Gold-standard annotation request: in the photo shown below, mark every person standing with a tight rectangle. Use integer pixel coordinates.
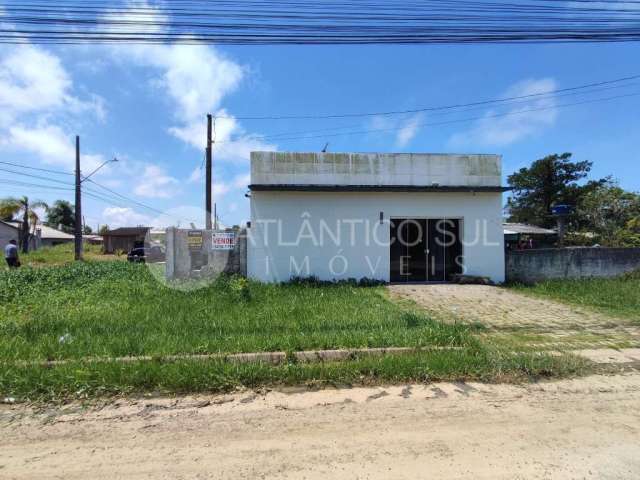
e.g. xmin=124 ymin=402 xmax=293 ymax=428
xmin=4 ymin=239 xmax=20 ymax=268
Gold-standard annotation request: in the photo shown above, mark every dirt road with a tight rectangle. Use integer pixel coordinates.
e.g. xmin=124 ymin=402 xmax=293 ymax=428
xmin=2 ymin=373 xmax=640 ymax=479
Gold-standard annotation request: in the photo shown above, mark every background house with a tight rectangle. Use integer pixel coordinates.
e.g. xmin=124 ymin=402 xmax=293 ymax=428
xmin=503 ymin=223 xmax=557 ymax=249
xmin=150 ymin=228 xmax=166 ymax=246
xmin=83 ymin=234 xmax=104 ymax=246
xmin=0 ymin=220 xmax=74 ymax=252
xmin=102 ymin=227 xmax=150 ymax=254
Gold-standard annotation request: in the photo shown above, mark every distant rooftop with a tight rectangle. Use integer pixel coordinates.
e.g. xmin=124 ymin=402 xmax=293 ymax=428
xmin=103 ymin=227 xmax=150 ymax=237
xmin=503 ymin=223 xmax=557 ymax=235
xmin=1 ymin=221 xmax=74 ymax=240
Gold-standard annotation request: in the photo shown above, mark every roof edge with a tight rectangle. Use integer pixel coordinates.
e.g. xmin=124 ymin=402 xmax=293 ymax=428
xmin=250 ymin=151 xmax=502 ymax=158
xmin=249 ymin=184 xmax=510 ymax=193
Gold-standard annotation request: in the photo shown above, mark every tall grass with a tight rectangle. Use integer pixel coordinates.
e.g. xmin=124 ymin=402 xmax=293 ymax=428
xmin=18 ymin=243 xmax=113 ymax=266
xmin=0 ymin=262 xmax=475 ymax=362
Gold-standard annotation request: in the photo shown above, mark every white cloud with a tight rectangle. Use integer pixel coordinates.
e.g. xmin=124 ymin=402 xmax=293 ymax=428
xmin=213 ymin=182 xmax=230 ymax=199
xmin=3 ymin=124 xmax=106 ymax=172
xmin=185 ymin=170 xmax=246 ymax=208
xmin=233 ymin=173 xmax=251 ymax=189
xmin=0 ymin=43 xmax=107 ymax=173
xmin=169 ymin=112 xmax=276 ymax=163
xmin=102 ymin=2 xmax=274 ymax=163
xmin=102 ymin=206 xmax=151 ymax=228
xmin=395 ymin=114 xmax=423 ymax=148
xmin=366 ymin=113 xmax=424 ymax=149
xmin=566 ymin=1 xmax=640 ymax=10
xmin=134 ymin=164 xmax=180 ymax=198
xmin=187 ymin=167 xmax=203 ymax=184
xmin=0 ymin=44 xmax=105 ymax=126
xmin=449 ymin=78 xmax=557 ymax=147
xmin=100 ymin=1 xmax=168 ymax=36
xmin=0 ymin=45 xmax=70 ymax=117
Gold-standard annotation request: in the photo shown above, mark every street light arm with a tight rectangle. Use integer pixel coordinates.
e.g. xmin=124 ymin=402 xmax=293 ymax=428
xmin=81 ymin=158 xmax=118 ymax=182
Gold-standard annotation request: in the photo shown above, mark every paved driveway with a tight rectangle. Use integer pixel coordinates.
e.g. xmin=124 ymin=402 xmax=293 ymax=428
xmin=388 ymin=284 xmax=640 ymax=349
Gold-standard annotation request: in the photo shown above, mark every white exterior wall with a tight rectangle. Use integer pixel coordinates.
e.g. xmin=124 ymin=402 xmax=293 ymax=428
xmin=248 ymin=191 xmax=505 ymax=283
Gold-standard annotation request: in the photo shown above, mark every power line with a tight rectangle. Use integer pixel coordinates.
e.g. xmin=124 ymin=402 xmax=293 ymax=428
xmin=0 ymin=167 xmax=75 ymax=186
xmin=0 ymin=160 xmax=74 ymax=176
xmin=226 ymin=90 xmax=640 ymax=143
xmin=85 ymin=178 xmax=193 ymax=222
xmin=2 ymin=0 xmax=640 ymax=45
xmin=0 ymin=178 xmax=74 ymax=192
xmin=0 ymin=162 xmax=195 ymax=225
xmin=221 ymin=73 xmax=640 ymax=120
xmin=227 ymin=80 xmax=640 ymax=141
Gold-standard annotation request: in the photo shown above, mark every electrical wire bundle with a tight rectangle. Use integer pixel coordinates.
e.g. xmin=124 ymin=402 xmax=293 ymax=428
xmin=1 ymin=0 xmax=640 ymax=45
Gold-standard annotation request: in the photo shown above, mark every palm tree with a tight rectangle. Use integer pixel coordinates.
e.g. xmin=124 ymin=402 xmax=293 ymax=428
xmin=0 ymin=196 xmax=49 ymax=253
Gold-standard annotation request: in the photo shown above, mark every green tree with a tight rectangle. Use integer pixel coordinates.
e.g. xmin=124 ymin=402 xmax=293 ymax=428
xmin=45 ymin=200 xmax=75 ymax=234
xmin=576 ymin=181 xmax=640 ymax=246
xmin=506 ymin=153 xmax=604 ymax=228
xmin=83 ymin=225 xmax=93 ymax=235
xmin=0 ymin=196 xmax=48 ymax=253
xmin=98 ymin=224 xmax=110 ymax=235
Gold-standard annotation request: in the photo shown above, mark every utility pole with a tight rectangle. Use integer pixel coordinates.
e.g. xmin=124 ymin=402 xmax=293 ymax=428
xmin=74 ymin=135 xmax=83 ymax=261
xmin=205 ymin=113 xmax=213 ymax=230
xmin=74 ymin=137 xmax=118 ymax=261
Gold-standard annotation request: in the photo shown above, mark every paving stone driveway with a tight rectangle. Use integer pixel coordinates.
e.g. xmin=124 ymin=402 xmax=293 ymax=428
xmin=388 ymin=284 xmax=640 ymax=349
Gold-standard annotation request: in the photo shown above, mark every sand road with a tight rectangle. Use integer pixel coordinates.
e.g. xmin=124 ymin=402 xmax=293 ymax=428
xmin=2 ymin=373 xmax=640 ymax=479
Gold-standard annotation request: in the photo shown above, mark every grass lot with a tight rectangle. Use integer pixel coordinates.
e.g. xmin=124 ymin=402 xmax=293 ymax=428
xmin=0 ymin=262 xmax=475 ymax=361
xmin=509 ymin=271 xmax=640 ymax=322
xmin=18 ymin=243 xmax=123 ymax=266
xmin=0 ymin=258 xmax=589 ymax=401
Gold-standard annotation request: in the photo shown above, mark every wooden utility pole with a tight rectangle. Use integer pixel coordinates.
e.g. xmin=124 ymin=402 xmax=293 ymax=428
xmin=74 ymin=135 xmax=83 ymax=261
xmin=205 ymin=114 xmax=213 ymax=230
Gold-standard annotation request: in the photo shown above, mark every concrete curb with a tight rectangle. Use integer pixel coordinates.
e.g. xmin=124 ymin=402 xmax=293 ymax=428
xmin=9 ymin=346 xmax=462 ymax=368
xmin=292 ymin=346 xmax=459 ymax=363
xmin=13 ymin=347 xmax=639 ymax=369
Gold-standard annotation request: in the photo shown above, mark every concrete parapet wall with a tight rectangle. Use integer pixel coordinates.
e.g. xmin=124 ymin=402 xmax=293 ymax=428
xmin=251 ymin=151 xmax=502 ymax=187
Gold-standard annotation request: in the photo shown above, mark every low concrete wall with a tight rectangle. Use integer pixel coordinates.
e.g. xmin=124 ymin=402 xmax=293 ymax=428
xmin=166 ymin=227 xmax=247 ymax=280
xmin=506 ymin=247 xmax=640 ymax=283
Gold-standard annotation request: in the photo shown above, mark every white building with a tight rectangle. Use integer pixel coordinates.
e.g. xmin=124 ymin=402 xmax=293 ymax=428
xmin=247 ymin=152 xmax=507 ymax=283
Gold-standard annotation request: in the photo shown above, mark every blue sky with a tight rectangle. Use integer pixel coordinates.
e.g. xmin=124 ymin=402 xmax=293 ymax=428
xmin=1 ymin=10 xmax=639 ymax=229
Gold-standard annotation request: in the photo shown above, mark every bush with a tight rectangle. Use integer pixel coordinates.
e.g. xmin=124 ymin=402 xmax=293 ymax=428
xmin=287 ymin=276 xmax=385 ymax=287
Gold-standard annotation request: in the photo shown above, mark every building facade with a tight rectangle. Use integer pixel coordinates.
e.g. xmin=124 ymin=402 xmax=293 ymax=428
xmin=247 ymin=152 xmax=507 ymax=283
xmin=102 ymin=227 xmax=150 ymax=254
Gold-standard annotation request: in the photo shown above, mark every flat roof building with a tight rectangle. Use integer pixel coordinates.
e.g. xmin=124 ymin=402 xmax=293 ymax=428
xmin=247 ymin=151 xmax=508 ymax=283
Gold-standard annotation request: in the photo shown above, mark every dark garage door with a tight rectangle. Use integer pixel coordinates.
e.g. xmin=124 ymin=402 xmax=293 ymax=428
xmin=390 ymin=218 xmax=462 ymax=282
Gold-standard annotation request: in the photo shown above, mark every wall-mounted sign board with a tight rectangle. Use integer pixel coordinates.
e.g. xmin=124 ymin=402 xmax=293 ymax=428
xmin=187 ymin=230 xmax=204 ymax=251
xmin=212 ymin=231 xmax=236 ymax=250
